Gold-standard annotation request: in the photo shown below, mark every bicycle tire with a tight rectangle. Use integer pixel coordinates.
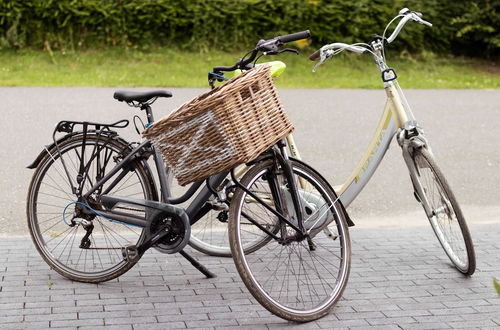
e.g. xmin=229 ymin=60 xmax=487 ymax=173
xmin=411 ymin=147 xmax=475 ymax=275
xmin=27 ymin=134 xmax=156 ymax=283
xmin=228 ymin=159 xmax=351 ymax=322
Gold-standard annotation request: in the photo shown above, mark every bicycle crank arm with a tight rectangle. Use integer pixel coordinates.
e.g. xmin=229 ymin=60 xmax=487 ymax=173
xmin=140 ymin=224 xmax=174 ymax=254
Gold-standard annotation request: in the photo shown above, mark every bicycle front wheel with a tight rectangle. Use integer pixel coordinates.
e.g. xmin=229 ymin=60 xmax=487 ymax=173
xmin=411 ymin=147 xmax=475 ymax=275
xmin=27 ymin=134 xmax=155 ymax=283
xmin=229 ymin=159 xmax=351 ymax=322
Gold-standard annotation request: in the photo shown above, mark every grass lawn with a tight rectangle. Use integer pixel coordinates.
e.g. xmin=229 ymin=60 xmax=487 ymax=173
xmin=0 ymin=48 xmax=498 ymax=88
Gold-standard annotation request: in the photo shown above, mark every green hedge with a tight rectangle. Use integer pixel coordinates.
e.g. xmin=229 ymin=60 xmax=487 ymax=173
xmin=0 ymin=0 xmax=498 ymax=57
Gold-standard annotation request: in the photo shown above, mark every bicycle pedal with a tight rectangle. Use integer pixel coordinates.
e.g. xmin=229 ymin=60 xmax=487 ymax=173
xmin=122 ymin=245 xmax=140 ymax=263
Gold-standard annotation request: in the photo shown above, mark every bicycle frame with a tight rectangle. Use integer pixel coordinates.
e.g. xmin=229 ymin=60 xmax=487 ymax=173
xmin=79 ymin=139 xmax=227 ymax=226
xmin=41 ymin=118 xmax=227 ymax=228
xmin=287 ymin=82 xmax=413 ymax=208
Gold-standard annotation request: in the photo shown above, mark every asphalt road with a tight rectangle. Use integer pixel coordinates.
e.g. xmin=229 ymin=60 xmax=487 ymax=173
xmin=1 ymin=88 xmax=499 ymax=235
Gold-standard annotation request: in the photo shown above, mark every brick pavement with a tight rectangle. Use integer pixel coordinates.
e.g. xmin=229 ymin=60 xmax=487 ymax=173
xmin=1 ymin=223 xmax=499 ymax=329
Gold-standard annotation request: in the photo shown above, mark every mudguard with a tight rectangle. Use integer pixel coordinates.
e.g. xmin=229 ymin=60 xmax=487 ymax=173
xmin=27 ymin=131 xmax=159 ymax=201
xmin=27 ymin=131 xmax=80 ymax=169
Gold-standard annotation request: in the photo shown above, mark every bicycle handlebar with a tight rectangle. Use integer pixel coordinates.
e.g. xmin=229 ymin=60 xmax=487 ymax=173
xmin=309 ymin=8 xmax=432 ymax=61
xmin=309 ymin=43 xmax=366 ymax=61
xmin=212 ymin=30 xmax=311 ymax=74
xmin=276 ymin=30 xmax=311 ymax=44
xmin=386 ymin=9 xmax=432 ymax=43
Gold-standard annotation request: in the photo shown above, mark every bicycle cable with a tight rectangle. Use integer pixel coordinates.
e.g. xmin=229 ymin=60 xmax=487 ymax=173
xmin=253 ymin=53 xmax=265 ymax=66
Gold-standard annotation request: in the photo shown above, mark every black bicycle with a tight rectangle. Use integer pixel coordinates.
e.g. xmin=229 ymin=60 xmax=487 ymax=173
xmin=27 ymin=31 xmax=351 ymax=322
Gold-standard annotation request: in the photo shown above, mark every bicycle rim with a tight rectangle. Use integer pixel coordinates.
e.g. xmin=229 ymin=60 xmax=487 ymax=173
xmin=27 ymin=136 xmax=154 ymax=282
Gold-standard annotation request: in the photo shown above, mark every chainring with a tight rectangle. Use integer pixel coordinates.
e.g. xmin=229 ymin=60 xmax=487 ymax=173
xmin=147 ymin=213 xmax=191 ymax=254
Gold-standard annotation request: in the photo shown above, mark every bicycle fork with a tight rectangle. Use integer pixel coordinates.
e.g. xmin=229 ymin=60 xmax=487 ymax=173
xmin=269 ymin=145 xmax=319 ymax=250
xmin=397 ymin=122 xmax=434 ymax=218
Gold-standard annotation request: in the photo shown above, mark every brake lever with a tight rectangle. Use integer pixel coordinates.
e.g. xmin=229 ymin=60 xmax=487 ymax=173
xmin=208 ymin=72 xmax=228 ymax=89
xmin=280 ymin=48 xmax=299 ymax=55
xmin=410 ymin=12 xmax=432 ymax=27
xmin=263 ymin=48 xmax=299 ymax=56
xmin=208 ymin=78 xmax=215 ymax=89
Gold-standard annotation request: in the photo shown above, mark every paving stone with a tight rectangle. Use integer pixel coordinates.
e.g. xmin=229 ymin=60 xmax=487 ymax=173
xmin=318 ymin=317 xmax=370 ymax=328
xmin=104 ymin=303 xmax=155 ymax=312
xmin=105 ymin=316 xmax=157 ymax=325
xmin=429 ymin=307 xmax=477 ymax=315
xmin=0 ymin=315 xmax=23 ymax=323
xmin=185 ymin=319 xmax=238 ymax=328
xmin=383 ymin=309 xmax=431 ymax=317
xmin=400 ymin=323 xmax=451 ymax=329
xmin=134 ymin=322 xmax=186 ymax=329
xmin=349 ymin=325 xmax=401 ymax=330
xmin=80 ymin=326 xmax=132 ymax=330
xmin=79 ymin=310 xmax=130 ymax=320
xmin=24 ymin=311 xmax=77 ymax=322
xmin=51 ymin=317 xmax=104 ymax=327
xmin=158 ymin=313 xmax=209 ymax=323
xmin=413 ymin=315 xmax=465 ymax=323
xmin=208 ymin=310 xmax=258 ymax=320
xmin=367 ymin=316 xmax=417 ymax=326
xmin=447 ymin=319 xmax=499 ymax=328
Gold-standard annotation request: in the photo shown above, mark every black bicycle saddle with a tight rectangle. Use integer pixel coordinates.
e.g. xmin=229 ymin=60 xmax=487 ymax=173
xmin=113 ymin=90 xmax=172 ymax=103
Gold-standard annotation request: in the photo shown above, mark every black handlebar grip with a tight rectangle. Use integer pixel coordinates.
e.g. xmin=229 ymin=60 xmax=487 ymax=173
xmin=309 ymin=49 xmax=321 ymax=61
xmin=213 ymin=65 xmax=237 ymax=72
xmin=277 ymin=30 xmax=311 ymax=44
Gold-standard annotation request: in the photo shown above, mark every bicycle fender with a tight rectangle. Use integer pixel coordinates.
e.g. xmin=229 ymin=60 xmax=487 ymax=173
xmin=27 ymin=132 xmax=79 ymax=169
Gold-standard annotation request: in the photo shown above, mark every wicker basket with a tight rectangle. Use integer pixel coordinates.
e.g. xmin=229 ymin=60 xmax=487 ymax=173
xmin=142 ymin=64 xmax=294 ymax=186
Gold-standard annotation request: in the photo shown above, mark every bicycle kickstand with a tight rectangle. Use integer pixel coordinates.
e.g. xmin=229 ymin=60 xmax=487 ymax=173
xmin=179 ymin=250 xmax=217 ymax=279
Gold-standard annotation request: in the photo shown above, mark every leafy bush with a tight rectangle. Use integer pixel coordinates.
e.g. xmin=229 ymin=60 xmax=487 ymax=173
xmin=0 ymin=0 xmax=498 ymax=57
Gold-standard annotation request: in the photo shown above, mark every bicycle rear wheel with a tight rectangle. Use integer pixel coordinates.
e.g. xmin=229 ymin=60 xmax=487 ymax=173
xmin=27 ymin=134 xmax=155 ymax=283
xmin=229 ymin=159 xmax=351 ymax=322
xmin=411 ymin=147 xmax=475 ymax=275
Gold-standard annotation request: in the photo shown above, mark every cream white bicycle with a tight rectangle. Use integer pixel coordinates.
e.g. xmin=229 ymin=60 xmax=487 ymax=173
xmin=304 ymin=8 xmax=475 ymax=275
xmin=196 ymin=8 xmax=475 ymax=276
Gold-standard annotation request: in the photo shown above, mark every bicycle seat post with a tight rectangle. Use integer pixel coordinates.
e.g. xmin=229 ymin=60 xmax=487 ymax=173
xmin=141 ymin=103 xmax=154 ymax=125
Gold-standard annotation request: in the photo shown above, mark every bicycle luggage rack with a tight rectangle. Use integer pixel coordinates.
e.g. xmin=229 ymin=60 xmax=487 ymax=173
xmin=54 ymin=119 xmax=129 ymax=135
xmin=50 ymin=119 xmax=131 ymax=196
